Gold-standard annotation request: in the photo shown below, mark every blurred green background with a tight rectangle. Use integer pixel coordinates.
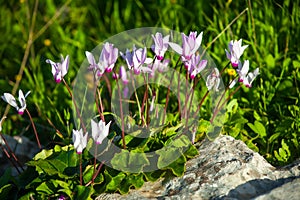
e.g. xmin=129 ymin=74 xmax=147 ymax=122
xmin=0 ymin=0 xmax=299 ymax=165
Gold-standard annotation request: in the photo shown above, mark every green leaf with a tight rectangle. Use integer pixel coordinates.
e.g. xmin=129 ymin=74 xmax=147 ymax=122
xmin=33 ymin=148 xmax=54 ymax=160
xmin=104 ymin=170 xmax=126 ymax=192
xmin=164 ymin=155 xmax=186 ymax=177
xmin=184 ymin=144 xmax=199 ymax=158
xmin=118 ymin=173 xmax=144 ymax=194
xmin=36 ymin=182 xmax=54 ymax=195
xmin=143 ymin=170 xmax=165 ymax=182
xmin=247 ymin=121 xmax=266 ymax=138
xmin=111 ymin=150 xmax=150 ymax=173
xmin=0 ymin=184 xmax=13 ymax=200
xmin=226 ymin=99 xmax=238 ymax=113
xmin=74 ymin=185 xmax=94 ymax=200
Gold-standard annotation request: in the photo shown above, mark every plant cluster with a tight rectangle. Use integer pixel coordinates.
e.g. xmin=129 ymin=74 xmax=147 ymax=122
xmin=0 ymin=28 xmax=259 ymax=199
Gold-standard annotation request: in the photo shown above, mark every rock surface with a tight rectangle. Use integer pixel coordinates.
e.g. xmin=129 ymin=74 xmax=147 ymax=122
xmin=96 ymin=135 xmax=300 ymax=200
xmin=0 ymin=134 xmax=40 ymax=176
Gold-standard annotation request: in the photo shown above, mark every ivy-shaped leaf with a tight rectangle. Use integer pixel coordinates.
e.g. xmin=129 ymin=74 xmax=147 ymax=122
xmin=111 ymin=149 xmax=150 ymax=173
xmin=118 ymin=173 xmax=144 ymax=194
xmin=104 ymin=169 xmax=126 ymax=192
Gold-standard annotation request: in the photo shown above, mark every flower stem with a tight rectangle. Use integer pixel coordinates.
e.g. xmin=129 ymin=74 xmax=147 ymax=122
xmin=86 ymin=161 xmax=105 ymax=186
xmin=79 ymin=154 xmax=83 ymax=185
xmin=0 ymin=132 xmax=25 ymax=171
xmin=193 ymin=90 xmax=210 ymax=119
xmin=116 ymin=79 xmax=126 ymax=149
xmin=162 ymin=56 xmax=181 ymax=124
xmin=63 ymin=78 xmax=87 ymax=133
xmin=140 ymin=73 xmax=149 ymax=126
xmin=130 ymin=71 xmax=142 ymax=125
xmin=0 ymin=144 xmax=22 ymax=174
xmin=210 ymin=84 xmax=242 ymax=123
xmin=25 ymin=108 xmax=41 ymax=149
xmin=96 ymin=88 xmax=105 ymax=122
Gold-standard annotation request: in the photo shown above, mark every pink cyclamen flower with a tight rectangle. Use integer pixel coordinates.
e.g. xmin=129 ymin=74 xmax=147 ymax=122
xmin=151 ymin=32 xmax=170 ymax=60
xmin=72 ymin=129 xmax=88 ymax=154
xmin=206 ymin=68 xmax=220 ymax=91
xmin=187 ymin=54 xmax=207 ymax=79
xmin=225 ymin=39 xmax=248 ymax=68
xmin=85 ymin=51 xmax=105 ymax=78
xmin=150 ymin=59 xmax=170 ymax=77
xmin=91 ymin=119 xmax=111 ymax=145
xmin=100 ymin=42 xmax=119 ymax=73
xmin=46 ymin=55 xmax=69 ymax=83
xmin=1 ymin=90 xmax=31 ymax=115
xmin=169 ymin=31 xmax=203 ymax=62
xmin=119 ymin=66 xmax=129 ymax=84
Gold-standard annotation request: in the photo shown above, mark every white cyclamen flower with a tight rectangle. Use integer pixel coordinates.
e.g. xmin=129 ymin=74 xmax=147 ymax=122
xmin=91 ymin=119 xmax=111 ymax=145
xmin=1 ymin=90 xmax=31 ymax=115
xmin=206 ymin=68 xmax=220 ymax=91
xmin=72 ymin=129 xmax=88 ymax=154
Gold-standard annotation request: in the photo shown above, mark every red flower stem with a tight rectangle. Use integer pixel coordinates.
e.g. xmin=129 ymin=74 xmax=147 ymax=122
xmin=185 ymin=78 xmax=198 ymax=128
xmin=62 ymin=78 xmax=87 ymax=133
xmin=0 ymin=133 xmax=25 ymax=171
xmin=210 ymin=84 xmax=242 ymax=123
xmin=162 ymin=56 xmax=181 ymax=124
xmin=140 ymin=73 xmax=148 ymax=126
xmin=116 ymin=79 xmax=126 ymax=149
xmin=192 ymin=90 xmax=210 ymax=119
xmin=0 ymin=144 xmax=21 ymax=174
xmin=25 ymin=109 xmax=41 ymax=149
xmin=96 ymin=88 xmax=105 ymax=122
xmin=85 ymin=161 xmax=105 ymax=186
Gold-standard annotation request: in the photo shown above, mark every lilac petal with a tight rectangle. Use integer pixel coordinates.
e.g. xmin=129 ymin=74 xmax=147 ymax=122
xmin=168 ymin=42 xmax=183 ymax=55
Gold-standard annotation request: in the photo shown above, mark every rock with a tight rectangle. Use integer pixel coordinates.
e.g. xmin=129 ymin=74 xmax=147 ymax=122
xmin=96 ymin=135 xmax=300 ymax=200
xmin=0 ymin=134 xmax=40 ymax=176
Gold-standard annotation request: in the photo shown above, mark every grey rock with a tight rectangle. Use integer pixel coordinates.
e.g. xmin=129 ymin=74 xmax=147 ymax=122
xmin=96 ymin=135 xmax=300 ymax=200
xmin=0 ymin=134 xmax=40 ymax=176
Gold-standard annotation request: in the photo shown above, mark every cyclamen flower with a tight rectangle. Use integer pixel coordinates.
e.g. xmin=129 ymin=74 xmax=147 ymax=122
xmin=1 ymin=90 xmax=31 ymax=115
xmin=120 ymin=45 xmax=152 ymax=75
xmin=85 ymin=51 xmax=105 ymax=78
xmin=112 ymin=66 xmax=129 ymax=84
xmin=72 ymin=129 xmax=88 ymax=154
xmin=150 ymin=59 xmax=170 ymax=77
xmin=243 ymin=68 xmax=259 ymax=88
xmin=169 ymin=31 xmax=203 ymax=62
xmin=100 ymin=42 xmax=119 ymax=73
xmin=119 ymin=66 xmax=129 ymax=84
xmin=46 ymin=55 xmax=69 ymax=83
xmin=151 ymin=32 xmax=170 ymax=60
xmin=206 ymin=68 xmax=220 ymax=91
xmin=229 ymin=60 xmax=259 ymax=88
xmin=91 ymin=119 xmax=111 ymax=145
xmin=225 ymin=39 xmax=248 ymax=67
xmin=187 ymin=54 xmax=207 ymax=79
xmin=85 ymin=43 xmax=118 ymax=77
